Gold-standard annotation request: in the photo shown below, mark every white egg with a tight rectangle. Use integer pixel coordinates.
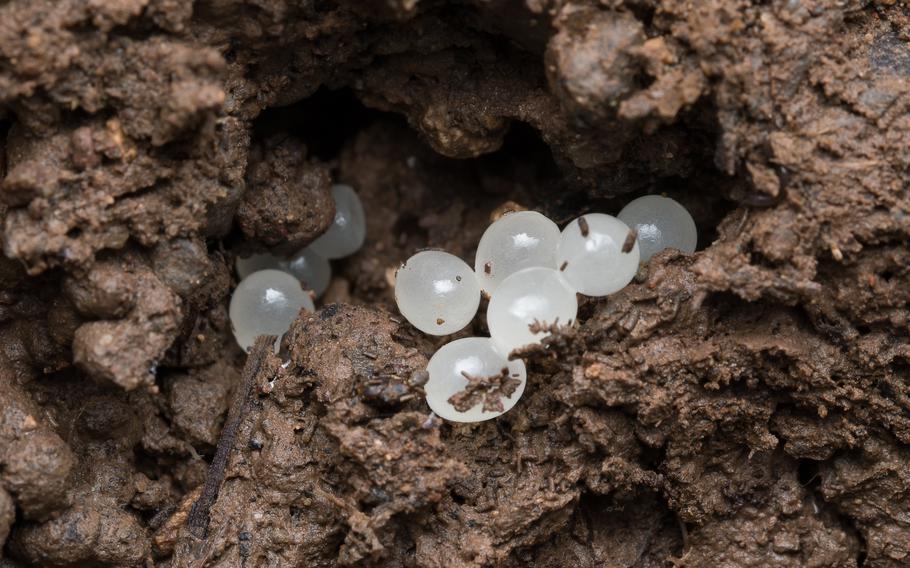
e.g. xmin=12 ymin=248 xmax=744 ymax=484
xmin=487 ymin=267 xmax=577 ymax=355
xmin=395 ymin=251 xmax=481 ymax=335
xmin=284 ymin=248 xmax=332 ymax=296
xmin=618 ymin=195 xmax=697 ymax=261
xmin=425 ymin=337 xmax=526 ymax=422
xmin=229 ymin=269 xmax=314 ymax=352
xmin=236 ymin=248 xmax=332 ymax=297
xmin=235 ymin=253 xmax=281 ymax=279
xmin=309 ymin=184 xmax=366 ymax=259
xmin=474 ymin=210 xmax=560 ymax=294
xmin=556 ymin=213 xmax=639 ymax=297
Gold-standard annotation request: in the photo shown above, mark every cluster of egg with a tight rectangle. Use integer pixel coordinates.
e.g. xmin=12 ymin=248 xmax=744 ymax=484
xmin=395 ymin=195 xmax=696 ymax=423
xmin=229 ymin=185 xmax=366 ymax=351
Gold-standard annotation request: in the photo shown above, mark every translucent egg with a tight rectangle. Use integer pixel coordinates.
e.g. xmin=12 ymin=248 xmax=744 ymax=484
xmin=284 ymin=248 xmax=332 ymax=296
xmin=556 ymin=214 xmax=639 ymax=297
xmin=229 ymin=269 xmax=315 ymax=352
xmin=474 ymin=210 xmax=560 ymax=295
xmin=309 ymin=184 xmax=366 ymax=259
xmin=425 ymin=337 xmax=526 ymax=422
xmin=395 ymin=251 xmax=481 ymax=335
xmin=618 ymin=195 xmax=697 ymax=261
xmin=236 ymin=248 xmax=331 ymax=297
xmin=236 ymin=252 xmax=281 ymax=280
xmin=487 ymin=267 xmax=577 ymax=355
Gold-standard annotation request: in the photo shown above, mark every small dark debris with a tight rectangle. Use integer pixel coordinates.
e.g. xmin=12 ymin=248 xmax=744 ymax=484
xmin=421 ymin=412 xmax=438 ymax=429
xmin=449 ymin=367 xmax=522 ymax=413
xmin=320 ymin=304 xmax=340 ymax=320
xmin=622 ymin=228 xmax=638 ymax=253
xmin=578 ymin=216 xmax=589 ymax=237
xmin=528 ymin=318 xmax=559 ymax=334
xmin=409 ymin=369 xmax=430 ymax=387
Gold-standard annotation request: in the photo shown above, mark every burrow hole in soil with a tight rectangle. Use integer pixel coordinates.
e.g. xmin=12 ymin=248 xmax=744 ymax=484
xmin=239 ymin=87 xmax=737 ymax=283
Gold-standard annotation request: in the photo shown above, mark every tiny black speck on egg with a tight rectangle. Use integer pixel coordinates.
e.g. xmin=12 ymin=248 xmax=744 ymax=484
xmin=456 ymin=275 xmax=462 ymax=281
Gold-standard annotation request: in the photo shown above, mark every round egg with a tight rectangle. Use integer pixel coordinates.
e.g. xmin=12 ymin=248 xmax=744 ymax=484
xmin=310 ymin=184 xmax=366 ymax=259
xmin=556 ymin=214 xmax=639 ymax=297
xmin=284 ymin=248 xmax=332 ymax=296
xmin=395 ymin=251 xmax=481 ymax=335
xmin=236 ymin=248 xmax=332 ymax=297
xmin=235 ymin=252 xmax=281 ymax=280
xmin=425 ymin=337 xmax=526 ymax=422
xmin=474 ymin=210 xmax=560 ymax=295
xmin=229 ymin=269 xmax=315 ymax=352
xmin=618 ymin=195 xmax=697 ymax=261
xmin=487 ymin=267 xmax=577 ymax=355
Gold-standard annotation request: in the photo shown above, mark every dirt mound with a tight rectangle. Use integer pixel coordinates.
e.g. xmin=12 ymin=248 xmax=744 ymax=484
xmin=1 ymin=0 xmax=909 ymax=566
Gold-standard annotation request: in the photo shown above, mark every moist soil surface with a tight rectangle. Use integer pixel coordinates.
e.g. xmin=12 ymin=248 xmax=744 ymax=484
xmin=1 ymin=0 xmax=910 ymax=567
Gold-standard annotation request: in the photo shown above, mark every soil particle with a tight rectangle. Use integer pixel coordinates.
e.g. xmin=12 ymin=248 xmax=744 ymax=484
xmin=162 ymin=247 xmax=234 ymax=370
xmin=449 ymin=367 xmax=522 ymax=413
xmin=71 ymin=255 xmax=181 ymax=390
xmin=622 ymin=229 xmax=637 ymax=253
xmin=236 ymin=136 xmax=335 ymax=253
xmin=64 ymin=260 xmax=138 ymax=320
xmin=0 ymin=371 xmax=74 ymax=521
xmin=9 ymin=495 xmax=150 ymax=568
xmin=577 ymin=216 xmax=589 ymax=237
xmin=165 ymin=362 xmax=238 ymax=449
xmin=151 ymin=238 xmax=214 ymax=299
xmin=546 ymin=7 xmax=645 ymax=120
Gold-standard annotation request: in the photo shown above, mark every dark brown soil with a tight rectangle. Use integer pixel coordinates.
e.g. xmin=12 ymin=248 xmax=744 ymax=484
xmin=1 ymin=0 xmax=909 ymax=566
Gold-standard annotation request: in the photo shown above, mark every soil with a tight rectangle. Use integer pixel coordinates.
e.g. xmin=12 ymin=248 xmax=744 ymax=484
xmin=1 ymin=0 xmax=909 ymax=566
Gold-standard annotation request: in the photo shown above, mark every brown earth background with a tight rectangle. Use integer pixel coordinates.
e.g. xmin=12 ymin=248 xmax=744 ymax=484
xmin=1 ymin=0 xmax=909 ymax=566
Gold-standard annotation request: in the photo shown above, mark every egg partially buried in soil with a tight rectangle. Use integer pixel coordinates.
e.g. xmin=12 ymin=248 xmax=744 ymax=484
xmin=618 ymin=195 xmax=697 ymax=262
xmin=229 ymin=269 xmax=315 ymax=351
xmin=486 ymin=266 xmax=577 ymax=355
xmin=425 ymin=337 xmax=526 ymax=422
xmin=236 ymin=247 xmax=332 ymax=297
xmin=309 ymin=184 xmax=367 ymax=259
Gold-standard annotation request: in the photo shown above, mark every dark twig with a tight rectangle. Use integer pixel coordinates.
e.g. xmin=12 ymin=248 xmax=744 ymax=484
xmin=185 ymin=335 xmax=275 ymax=538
